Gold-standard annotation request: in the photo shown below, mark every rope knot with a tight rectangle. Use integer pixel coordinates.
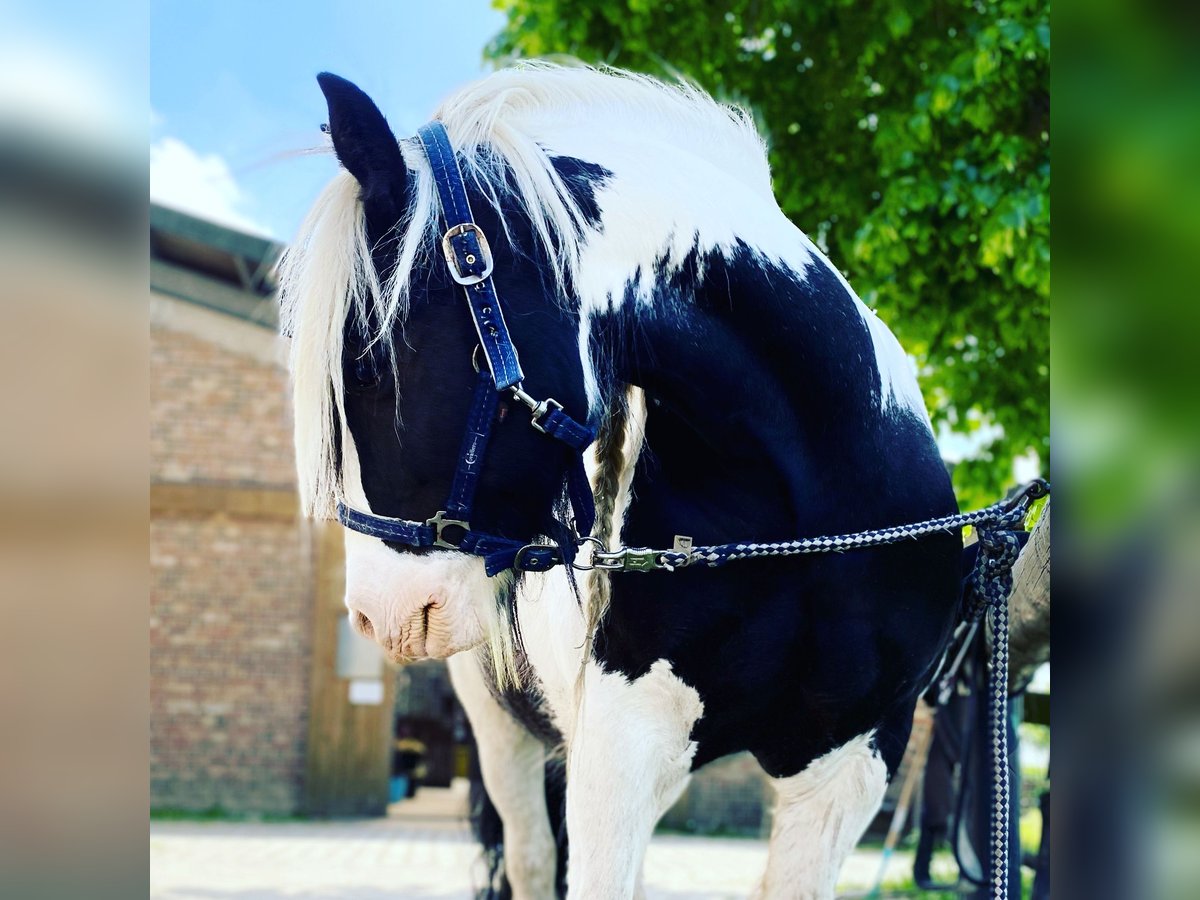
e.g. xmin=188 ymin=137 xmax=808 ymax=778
xmin=968 ymin=510 xmax=1025 ymax=621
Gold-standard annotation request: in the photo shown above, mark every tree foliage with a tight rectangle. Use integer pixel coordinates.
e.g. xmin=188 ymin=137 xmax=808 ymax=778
xmin=489 ymin=0 xmax=1049 ymax=506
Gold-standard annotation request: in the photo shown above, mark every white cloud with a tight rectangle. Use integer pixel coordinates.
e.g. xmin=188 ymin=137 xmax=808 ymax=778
xmin=150 ymin=135 xmax=273 ymax=237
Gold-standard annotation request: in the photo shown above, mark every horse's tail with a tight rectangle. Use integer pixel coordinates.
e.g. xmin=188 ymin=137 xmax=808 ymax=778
xmin=469 ymin=771 xmax=509 ymax=900
xmin=546 ymin=756 xmax=569 ymax=898
xmin=469 ymin=756 xmax=569 ymax=900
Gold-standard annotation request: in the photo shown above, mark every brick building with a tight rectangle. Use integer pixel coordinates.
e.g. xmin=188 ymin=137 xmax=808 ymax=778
xmin=150 ymin=205 xmax=402 ymax=816
xmin=151 ymin=206 xmax=305 ymax=814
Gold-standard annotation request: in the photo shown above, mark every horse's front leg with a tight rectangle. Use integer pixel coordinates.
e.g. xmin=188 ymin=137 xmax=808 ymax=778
xmin=751 ymin=730 xmax=891 ymax=900
xmin=564 ymin=659 xmax=703 ymax=900
xmin=447 ymin=652 xmax=557 ymax=900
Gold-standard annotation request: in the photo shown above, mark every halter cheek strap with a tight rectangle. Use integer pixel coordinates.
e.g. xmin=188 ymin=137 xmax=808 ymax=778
xmin=334 ymin=121 xmax=596 ymax=576
xmin=420 ymin=122 xmax=525 ymax=389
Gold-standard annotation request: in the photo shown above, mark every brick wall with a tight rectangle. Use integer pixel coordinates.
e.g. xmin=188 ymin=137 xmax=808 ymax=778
xmin=150 ymin=517 xmax=312 ymax=813
xmin=150 ymin=313 xmax=293 ymax=487
xmin=150 ymin=300 xmax=315 ymax=815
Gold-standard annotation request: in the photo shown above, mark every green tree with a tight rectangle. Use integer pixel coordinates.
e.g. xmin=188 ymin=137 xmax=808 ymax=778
xmin=489 ymin=0 xmax=1049 ymax=506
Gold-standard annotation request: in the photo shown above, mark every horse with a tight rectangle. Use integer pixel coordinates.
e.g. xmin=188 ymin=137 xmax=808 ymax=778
xmin=279 ymin=64 xmax=961 ymax=900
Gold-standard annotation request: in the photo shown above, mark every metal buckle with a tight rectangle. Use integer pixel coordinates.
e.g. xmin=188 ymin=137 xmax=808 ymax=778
xmin=441 ymin=223 xmax=494 ymax=286
xmin=426 ymin=510 xmax=470 ymax=549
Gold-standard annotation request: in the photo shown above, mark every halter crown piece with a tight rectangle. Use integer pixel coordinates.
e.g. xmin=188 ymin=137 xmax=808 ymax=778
xmin=335 ymin=121 xmax=597 ymax=576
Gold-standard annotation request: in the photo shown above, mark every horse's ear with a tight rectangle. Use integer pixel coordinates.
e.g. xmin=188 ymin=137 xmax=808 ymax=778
xmin=317 ymin=72 xmax=407 ymax=213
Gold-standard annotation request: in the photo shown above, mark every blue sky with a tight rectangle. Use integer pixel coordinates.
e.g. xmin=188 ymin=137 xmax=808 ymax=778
xmin=151 ymin=1 xmax=508 ymax=240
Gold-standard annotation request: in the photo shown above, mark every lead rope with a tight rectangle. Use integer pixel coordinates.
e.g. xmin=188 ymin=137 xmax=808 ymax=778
xmin=592 ymin=480 xmax=1048 ymax=573
xmin=968 ymin=516 xmax=1024 ymax=900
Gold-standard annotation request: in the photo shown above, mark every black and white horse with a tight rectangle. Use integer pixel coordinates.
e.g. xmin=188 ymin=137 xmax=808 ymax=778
xmin=280 ymin=65 xmax=961 ymax=900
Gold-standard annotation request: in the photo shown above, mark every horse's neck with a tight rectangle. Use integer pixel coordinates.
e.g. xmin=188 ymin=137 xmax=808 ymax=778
xmin=627 ymin=311 xmax=812 ymax=540
xmin=586 ymin=245 xmax=954 ymax=552
xmin=589 ymin=258 xmax=876 ymax=544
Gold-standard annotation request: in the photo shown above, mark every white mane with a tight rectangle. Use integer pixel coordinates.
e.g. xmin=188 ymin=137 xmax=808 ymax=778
xmin=278 ymin=63 xmax=770 ymax=519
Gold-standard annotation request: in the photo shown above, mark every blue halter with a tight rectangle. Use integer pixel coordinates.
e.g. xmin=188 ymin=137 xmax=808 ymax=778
xmin=335 ymin=121 xmax=596 ymax=576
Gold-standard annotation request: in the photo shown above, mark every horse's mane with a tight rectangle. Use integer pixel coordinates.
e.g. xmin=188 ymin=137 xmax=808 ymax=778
xmin=279 ymin=63 xmax=769 ymax=520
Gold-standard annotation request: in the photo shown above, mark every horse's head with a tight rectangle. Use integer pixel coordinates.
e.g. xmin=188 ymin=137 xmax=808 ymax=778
xmin=282 ymin=74 xmax=595 ymax=667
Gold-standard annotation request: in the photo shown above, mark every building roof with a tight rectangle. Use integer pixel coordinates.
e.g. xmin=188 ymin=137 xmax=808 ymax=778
xmin=151 ymin=204 xmax=285 ymax=330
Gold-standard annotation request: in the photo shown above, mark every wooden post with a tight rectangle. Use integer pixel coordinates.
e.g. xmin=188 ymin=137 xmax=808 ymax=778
xmin=1008 ymin=501 xmax=1051 ymax=693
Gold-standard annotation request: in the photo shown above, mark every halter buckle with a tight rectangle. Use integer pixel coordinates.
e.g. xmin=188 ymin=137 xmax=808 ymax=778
xmin=426 ymin=510 xmax=470 ymax=549
xmin=441 ymin=223 xmax=494 ymax=285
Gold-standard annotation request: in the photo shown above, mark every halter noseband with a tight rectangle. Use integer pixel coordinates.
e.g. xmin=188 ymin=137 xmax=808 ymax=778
xmin=334 ymin=121 xmax=596 ymax=576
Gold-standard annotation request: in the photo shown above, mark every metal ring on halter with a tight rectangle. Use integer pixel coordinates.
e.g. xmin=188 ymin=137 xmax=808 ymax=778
xmin=471 ymin=344 xmax=483 ymax=374
xmin=426 ymin=510 xmax=470 ymax=549
xmin=571 ymin=535 xmax=607 ymax=571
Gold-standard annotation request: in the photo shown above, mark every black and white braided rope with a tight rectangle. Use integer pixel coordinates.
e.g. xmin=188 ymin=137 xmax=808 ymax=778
xmin=645 ymin=490 xmax=1041 ymax=571
xmin=970 ymin=518 xmax=1024 ymax=899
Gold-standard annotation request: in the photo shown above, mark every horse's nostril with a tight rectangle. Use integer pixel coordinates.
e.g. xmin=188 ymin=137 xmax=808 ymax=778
xmin=352 ymin=610 xmax=375 ymax=640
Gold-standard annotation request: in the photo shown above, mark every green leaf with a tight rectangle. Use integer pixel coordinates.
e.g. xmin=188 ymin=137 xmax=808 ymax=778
xmin=886 ymin=7 xmax=913 ymax=39
xmin=489 ymin=0 xmax=1050 ymax=503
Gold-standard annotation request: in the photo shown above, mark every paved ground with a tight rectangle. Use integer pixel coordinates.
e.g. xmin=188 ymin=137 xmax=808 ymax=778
xmin=151 ymin=789 xmax=936 ymax=900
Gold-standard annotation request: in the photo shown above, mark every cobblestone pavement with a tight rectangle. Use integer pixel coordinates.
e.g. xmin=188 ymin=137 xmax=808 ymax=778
xmin=151 ymin=791 xmax=921 ymax=900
